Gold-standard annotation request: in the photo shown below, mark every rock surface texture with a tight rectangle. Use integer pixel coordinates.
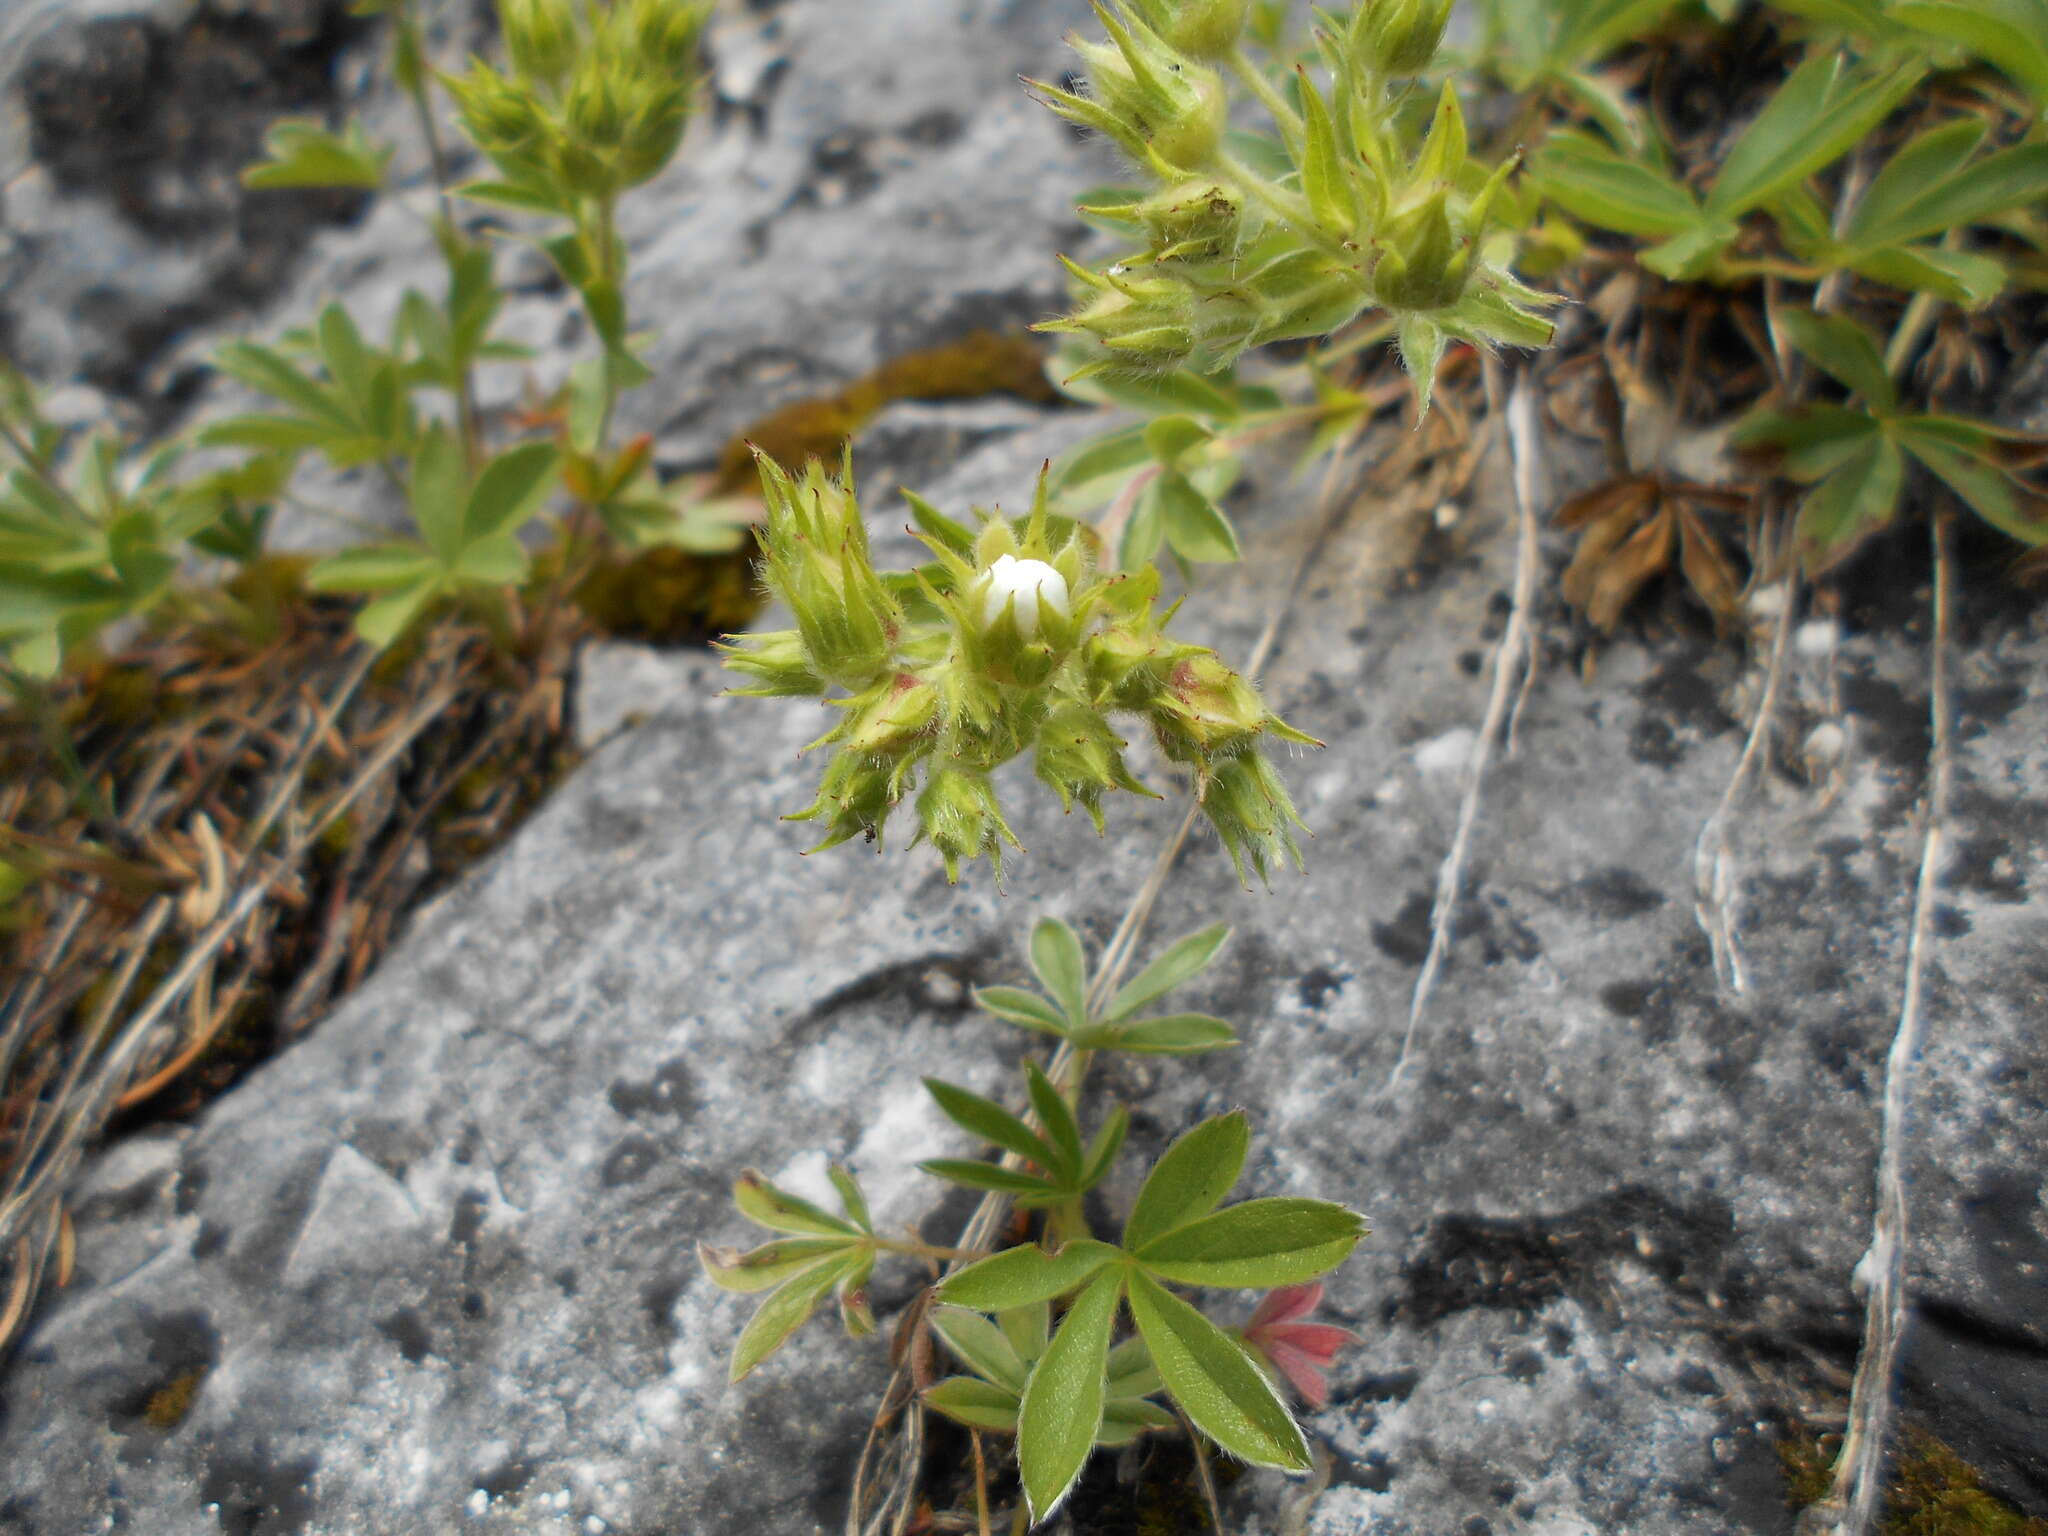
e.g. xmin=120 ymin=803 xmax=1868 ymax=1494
xmin=5 ymin=3 xmax=2048 ymax=1535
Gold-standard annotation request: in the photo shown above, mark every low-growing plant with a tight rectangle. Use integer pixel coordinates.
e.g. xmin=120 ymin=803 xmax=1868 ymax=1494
xmin=701 ymin=915 xmax=1367 ymax=1524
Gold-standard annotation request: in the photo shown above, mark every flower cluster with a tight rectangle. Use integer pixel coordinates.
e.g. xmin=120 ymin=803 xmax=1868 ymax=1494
xmin=444 ymin=0 xmax=710 ymax=202
xmin=720 ymin=452 xmax=1314 ymax=883
xmin=1035 ymin=0 xmax=1554 ymax=411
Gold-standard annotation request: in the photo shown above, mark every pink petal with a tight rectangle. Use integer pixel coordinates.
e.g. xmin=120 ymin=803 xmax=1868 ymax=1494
xmin=1271 ymin=1322 xmax=1359 ymax=1364
xmin=1247 ymin=1282 xmax=1323 ymax=1331
xmin=1261 ymin=1339 xmax=1332 ymax=1408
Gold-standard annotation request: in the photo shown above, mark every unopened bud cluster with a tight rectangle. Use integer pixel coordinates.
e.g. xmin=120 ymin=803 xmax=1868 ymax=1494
xmin=445 ymin=0 xmax=710 ymax=201
xmin=722 ymin=453 xmax=1315 ymax=884
xmin=1035 ymin=0 xmax=1553 ymax=410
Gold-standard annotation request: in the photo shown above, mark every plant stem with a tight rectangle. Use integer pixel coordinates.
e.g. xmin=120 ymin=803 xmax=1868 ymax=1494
xmin=397 ymin=7 xmax=484 ymax=471
xmin=872 ymin=1236 xmax=991 ymax=1264
xmin=1228 ymin=47 xmax=1304 ymax=147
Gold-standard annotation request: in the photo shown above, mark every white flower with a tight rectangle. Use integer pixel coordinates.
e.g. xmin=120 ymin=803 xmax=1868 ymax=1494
xmin=977 ymin=554 xmax=1069 ymax=640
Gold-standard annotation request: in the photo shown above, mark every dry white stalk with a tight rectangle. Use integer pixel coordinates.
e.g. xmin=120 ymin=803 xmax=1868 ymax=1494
xmin=1802 ymin=515 xmax=1954 ymax=1536
xmin=1387 ymin=362 xmax=1541 ymax=1093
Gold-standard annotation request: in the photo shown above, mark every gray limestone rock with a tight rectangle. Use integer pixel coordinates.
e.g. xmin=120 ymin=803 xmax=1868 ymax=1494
xmin=3 ymin=407 xmax=2046 ymax=1533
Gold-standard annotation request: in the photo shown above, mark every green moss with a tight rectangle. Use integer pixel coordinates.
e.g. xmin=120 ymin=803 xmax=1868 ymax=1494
xmin=1780 ymin=1426 xmax=2048 ymax=1536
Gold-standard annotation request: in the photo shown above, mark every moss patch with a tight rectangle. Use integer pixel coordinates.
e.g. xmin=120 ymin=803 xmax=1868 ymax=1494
xmin=1780 ymin=1426 xmax=2048 ymax=1535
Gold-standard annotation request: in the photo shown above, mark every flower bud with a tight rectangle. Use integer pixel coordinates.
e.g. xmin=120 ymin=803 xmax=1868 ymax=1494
xmin=1040 ymin=258 xmax=1197 ymax=376
xmin=567 ymin=62 xmax=630 ymax=151
xmin=1034 ymin=703 xmax=1155 ymax=832
xmin=617 ymin=79 xmax=693 ymax=186
xmin=785 ymin=751 xmax=902 ymax=852
xmin=1201 ymin=749 xmax=1306 ymax=885
xmin=839 ymin=673 xmax=940 ymax=755
xmin=1130 ymin=0 xmax=1250 ymax=59
xmin=1126 ymin=179 xmax=1243 ymax=263
xmin=447 ymin=60 xmax=545 ymax=160
xmin=500 ymin=0 xmax=579 ymax=86
xmin=1351 ymin=0 xmax=1453 ymax=77
xmin=756 ymin=454 xmax=902 ymax=691
xmin=1375 ymin=190 xmax=1470 ymax=311
xmin=976 ymin=555 xmax=1071 ymax=642
xmin=1150 ymin=653 xmax=1271 ymax=760
xmin=621 ymin=0 xmax=711 ymax=72
xmin=1083 ymin=619 xmax=1184 ymax=712
xmin=718 ymin=628 xmax=826 ymax=697
xmin=915 ymin=767 xmax=1021 ymax=883
xmin=1045 ymin=5 xmax=1228 ymax=173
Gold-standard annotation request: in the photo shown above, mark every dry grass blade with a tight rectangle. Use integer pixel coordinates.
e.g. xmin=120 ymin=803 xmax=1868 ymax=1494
xmin=1 ymin=594 xmax=583 ymax=1356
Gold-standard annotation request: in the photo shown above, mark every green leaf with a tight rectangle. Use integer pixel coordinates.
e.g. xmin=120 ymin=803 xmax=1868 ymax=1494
xmin=1158 ymin=472 xmax=1241 ymax=563
xmin=934 ymin=1305 xmax=1032 ymax=1392
xmin=1842 ymin=117 xmax=1988 ymax=246
xmin=1892 ymin=0 xmax=2048 ymax=106
xmin=1898 ymin=423 xmax=2048 ymax=543
xmin=1297 ymin=75 xmax=1353 ymax=232
xmin=1024 ymin=1063 xmax=1084 ymax=1182
xmin=242 ymin=118 xmax=391 ymax=190
xmin=1029 ymin=917 xmax=1089 ymax=1025
xmin=1018 ymin=1267 xmax=1123 ymax=1522
xmin=1047 ymin=425 xmax=1152 ymax=516
xmin=1119 ymin=480 xmax=1167 ymax=570
xmin=1528 ymin=130 xmax=1701 ymax=239
xmin=1796 ymin=430 xmax=1905 ymax=570
xmin=1127 ymin=1269 xmax=1310 ymax=1470
xmin=214 ymin=341 xmax=353 ymax=427
xmin=730 ymin=1255 xmax=851 ymax=1380
xmin=902 ymin=489 xmax=977 ymax=557
xmin=1062 ymin=367 xmax=1241 ymax=420
xmin=972 ymin=986 xmax=1072 ymax=1038
xmin=920 ymin=1160 xmax=1063 ymax=1199
xmin=316 ymin=304 xmax=372 ymax=416
xmin=924 ymin=1078 xmax=1050 ymax=1167
xmin=1775 ymin=312 xmax=1897 ymax=410
xmin=1125 ymin=1112 xmax=1249 ymax=1252
xmin=306 ymin=542 xmax=437 ymax=594
xmin=1103 ymin=924 xmax=1230 ymax=1023
xmin=1143 ymin=414 xmax=1211 ymax=469
xmin=1549 ymin=0 xmax=1687 ymax=68
xmin=1850 ymin=133 xmax=2048 ymax=252
xmin=1732 ymin=403 xmax=1884 ymax=480
xmin=1705 ymin=54 xmax=1922 ymax=219
xmin=938 ymin=1239 xmax=1123 ymax=1312
xmin=1097 ymin=1398 xmax=1178 ymax=1445
xmin=828 ymin=1166 xmax=872 ymax=1232
xmin=452 ymin=533 xmax=528 ymax=586
xmin=1109 ymin=1014 xmax=1241 ymax=1054
xmin=193 ymin=415 xmax=339 ymax=455
xmin=1106 ymin=1332 xmax=1164 ymax=1398
xmin=353 ymin=576 xmax=441 ymax=648
xmin=698 ymin=1236 xmax=849 ymax=1293
xmin=1136 ymin=1197 xmax=1366 ymax=1287
xmin=1002 ymin=1300 xmax=1051 ymax=1360
xmin=463 ymin=441 xmax=559 ymax=543
xmin=409 ymin=423 xmax=467 ymax=562
xmin=1081 ymin=1104 xmax=1130 ymax=1189
xmin=924 ymin=1376 xmax=1023 ymax=1433
xmin=732 ymin=1170 xmax=862 ymax=1237
xmin=1849 ymin=245 xmax=2007 ymax=307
